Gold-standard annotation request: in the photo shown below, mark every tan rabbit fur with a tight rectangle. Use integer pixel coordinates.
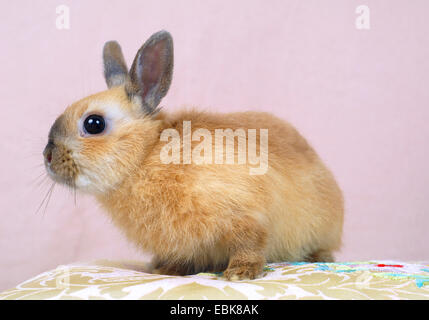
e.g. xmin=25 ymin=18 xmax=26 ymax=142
xmin=44 ymin=31 xmax=343 ymax=280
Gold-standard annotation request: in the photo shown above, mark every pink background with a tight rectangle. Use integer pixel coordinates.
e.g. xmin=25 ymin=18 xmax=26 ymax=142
xmin=1 ymin=0 xmax=428 ymax=291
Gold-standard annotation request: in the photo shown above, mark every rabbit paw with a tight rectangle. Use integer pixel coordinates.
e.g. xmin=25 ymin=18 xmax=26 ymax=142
xmin=223 ymin=261 xmax=263 ymax=281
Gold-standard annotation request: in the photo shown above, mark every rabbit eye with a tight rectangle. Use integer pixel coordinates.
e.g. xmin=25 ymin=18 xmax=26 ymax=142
xmin=83 ymin=114 xmax=105 ymax=135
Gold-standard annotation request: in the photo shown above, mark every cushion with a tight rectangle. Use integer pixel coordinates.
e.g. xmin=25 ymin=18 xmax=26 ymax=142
xmin=1 ymin=260 xmax=428 ymax=300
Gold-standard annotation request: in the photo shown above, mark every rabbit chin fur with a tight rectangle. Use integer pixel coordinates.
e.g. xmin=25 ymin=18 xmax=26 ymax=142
xmin=45 ymin=31 xmax=343 ymax=280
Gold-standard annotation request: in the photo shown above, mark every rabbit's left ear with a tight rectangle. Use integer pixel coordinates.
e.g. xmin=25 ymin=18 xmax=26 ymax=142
xmin=127 ymin=30 xmax=174 ymax=114
xmin=103 ymin=41 xmax=129 ymax=88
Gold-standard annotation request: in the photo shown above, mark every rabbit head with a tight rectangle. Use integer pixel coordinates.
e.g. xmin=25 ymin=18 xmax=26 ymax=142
xmin=43 ymin=31 xmax=173 ymax=194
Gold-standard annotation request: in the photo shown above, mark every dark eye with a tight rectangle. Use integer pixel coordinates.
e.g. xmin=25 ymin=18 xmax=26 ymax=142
xmin=83 ymin=115 xmax=105 ymax=135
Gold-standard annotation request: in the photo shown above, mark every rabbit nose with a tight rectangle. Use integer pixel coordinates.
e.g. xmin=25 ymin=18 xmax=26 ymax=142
xmin=44 ymin=141 xmax=55 ymax=164
xmin=46 ymin=150 xmax=52 ymax=163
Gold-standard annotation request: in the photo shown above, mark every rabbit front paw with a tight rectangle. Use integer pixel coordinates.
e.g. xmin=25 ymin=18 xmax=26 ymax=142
xmin=223 ymin=257 xmax=264 ymax=281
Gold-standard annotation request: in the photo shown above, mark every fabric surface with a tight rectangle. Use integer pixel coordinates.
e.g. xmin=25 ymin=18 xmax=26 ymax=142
xmin=1 ymin=260 xmax=428 ymax=300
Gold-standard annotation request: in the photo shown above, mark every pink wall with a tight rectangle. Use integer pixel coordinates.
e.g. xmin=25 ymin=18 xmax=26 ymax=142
xmin=1 ymin=0 xmax=428 ymax=291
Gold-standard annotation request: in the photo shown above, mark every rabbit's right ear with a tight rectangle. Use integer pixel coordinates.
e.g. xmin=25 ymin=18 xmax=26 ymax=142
xmin=127 ymin=30 xmax=174 ymax=114
xmin=103 ymin=41 xmax=129 ymax=88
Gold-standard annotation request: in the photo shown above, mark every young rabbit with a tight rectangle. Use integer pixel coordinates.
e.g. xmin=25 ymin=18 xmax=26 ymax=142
xmin=43 ymin=30 xmax=343 ymax=280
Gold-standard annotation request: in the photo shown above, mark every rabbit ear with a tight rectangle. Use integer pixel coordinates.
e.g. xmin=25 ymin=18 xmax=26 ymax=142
xmin=103 ymin=41 xmax=129 ymax=88
xmin=127 ymin=30 xmax=174 ymax=114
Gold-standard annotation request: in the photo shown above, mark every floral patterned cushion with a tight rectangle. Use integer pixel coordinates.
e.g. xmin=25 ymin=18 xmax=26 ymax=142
xmin=1 ymin=260 xmax=428 ymax=300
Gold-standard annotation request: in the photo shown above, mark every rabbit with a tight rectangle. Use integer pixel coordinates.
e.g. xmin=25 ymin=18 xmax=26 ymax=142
xmin=43 ymin=30 xmax=344 ymax=280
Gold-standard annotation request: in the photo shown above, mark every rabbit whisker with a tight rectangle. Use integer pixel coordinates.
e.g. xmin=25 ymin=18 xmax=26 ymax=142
xmin=42 ymin=182 xmax=56 ymax=218
xmin=35 ymin=181 xmax=56 ymax=216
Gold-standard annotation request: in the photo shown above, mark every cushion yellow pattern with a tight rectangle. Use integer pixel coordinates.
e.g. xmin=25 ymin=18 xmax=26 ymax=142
xmin=1 ymin=260 xmax=428 ymax=300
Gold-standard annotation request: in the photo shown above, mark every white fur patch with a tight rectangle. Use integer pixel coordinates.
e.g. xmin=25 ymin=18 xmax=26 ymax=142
xmin=75 ymin=174 xmax=91 ymax=188
xmin=86 ymin=100 xmax=131 ymax=122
